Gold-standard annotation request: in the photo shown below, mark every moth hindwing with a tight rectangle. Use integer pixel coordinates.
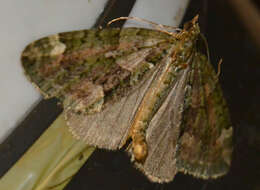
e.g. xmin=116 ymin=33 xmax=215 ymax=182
xmin=21 ymin=16 xmax=232 ymax=183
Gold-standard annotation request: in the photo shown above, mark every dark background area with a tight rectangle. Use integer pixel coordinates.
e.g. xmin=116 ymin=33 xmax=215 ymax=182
xmin=1 ymin=0 xmax=259 ymax=189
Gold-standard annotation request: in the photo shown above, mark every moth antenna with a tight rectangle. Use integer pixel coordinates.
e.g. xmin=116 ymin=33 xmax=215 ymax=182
xmin=107 ymin=16 xmax=182 ymax=31
xmin=107 ymin=16 xmax=182 ymax=38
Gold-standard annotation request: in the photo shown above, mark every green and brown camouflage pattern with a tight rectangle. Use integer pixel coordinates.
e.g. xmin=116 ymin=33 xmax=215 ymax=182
xmin=21 ymin=16 xmax=233 ymax=183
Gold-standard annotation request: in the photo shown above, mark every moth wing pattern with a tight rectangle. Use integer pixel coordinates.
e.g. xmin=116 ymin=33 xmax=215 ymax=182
xmin=66 ymin=69 xmax=158 ymax=149
xmin=21 ymin=27 xmax=172 ymax=150
xmin=21 ymin=28 xmax=169 ymax=100
xmin=134 ymin=68 xmax=190 ymax=183
xmin=176 ymin=52 xmax=233 ymax=179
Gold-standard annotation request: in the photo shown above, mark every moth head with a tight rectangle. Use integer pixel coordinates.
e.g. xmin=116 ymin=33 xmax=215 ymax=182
xmin=182 ymin=15 xmax=200 ymax=41
xmin=172 ymin=15 xmax=201 ymax=60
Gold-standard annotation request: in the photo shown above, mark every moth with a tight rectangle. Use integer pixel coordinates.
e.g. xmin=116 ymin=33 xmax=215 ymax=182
xmin=21 ymin=16 xmax=233 ymax=183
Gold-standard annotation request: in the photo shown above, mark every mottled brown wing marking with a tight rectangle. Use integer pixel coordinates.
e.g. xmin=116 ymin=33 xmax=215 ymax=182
xmin=66 ymin=68 xmax=159 ymax=149
xmin=63 ymin=80 xmax=104 ymax=114
xmin=21 ymin=27 xmax=173 ymax=151
xmin=134 ymin=68 xmax=190 ymax=183
xmin=118 ymin=28 xmax=169 ymax=50
xmin=176 ymin=53 xmax=233 ymax=179
xmin=116 ymin=48 xmax=153 ymax=72
xmin=21 ymin=30 xmax=120 ymax=99
xmin=21 ymin=28 xmax=170 ymax=100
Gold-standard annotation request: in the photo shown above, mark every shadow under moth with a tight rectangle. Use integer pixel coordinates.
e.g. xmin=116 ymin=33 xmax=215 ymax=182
xmin=21 ymin=16 xmax=233 ymax=183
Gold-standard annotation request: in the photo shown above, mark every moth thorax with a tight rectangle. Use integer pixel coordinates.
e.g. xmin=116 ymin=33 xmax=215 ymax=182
xmin=132 ymin=140 xmax=148 ymax=162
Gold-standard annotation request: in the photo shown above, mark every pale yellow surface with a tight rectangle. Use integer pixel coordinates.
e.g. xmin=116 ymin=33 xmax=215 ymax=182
xmin=0 ymin=113 xmax=95 ymax=190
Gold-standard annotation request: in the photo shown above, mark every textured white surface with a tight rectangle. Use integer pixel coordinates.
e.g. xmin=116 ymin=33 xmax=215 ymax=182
xmin=0 ymin=0 xmax=190 ymax=143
